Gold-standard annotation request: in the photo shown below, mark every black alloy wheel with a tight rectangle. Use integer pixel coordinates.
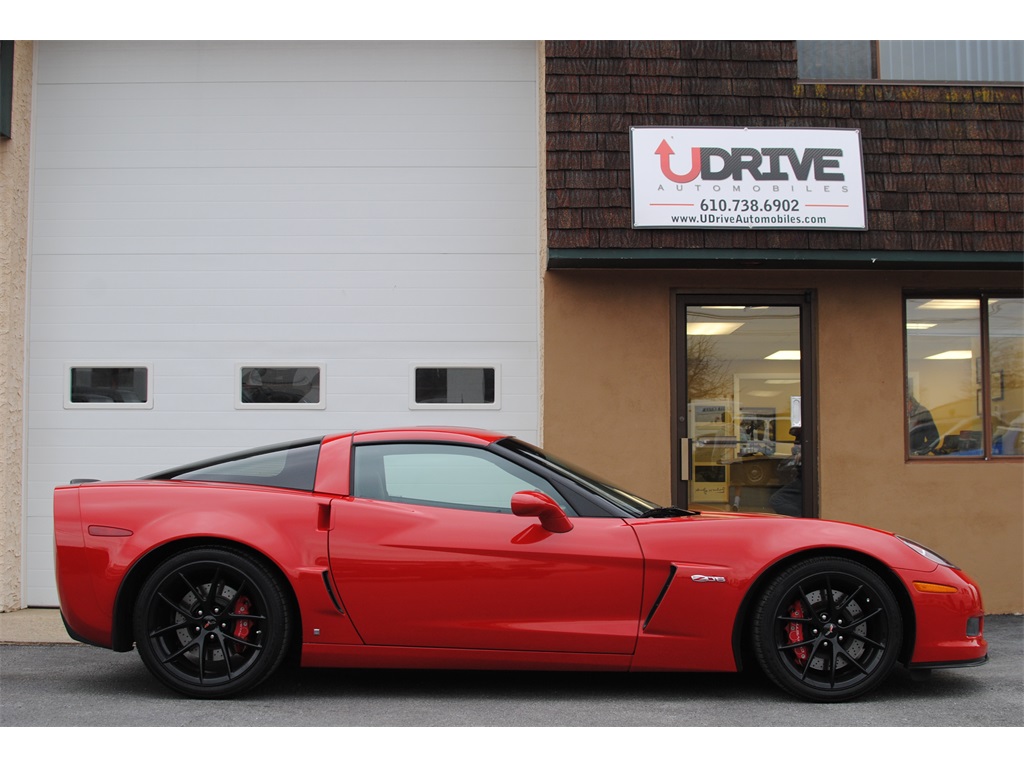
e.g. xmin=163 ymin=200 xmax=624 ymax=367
xmin=752 ymin=556 xmax=903 ymax=702
xmin=133 ymin=547 xmax=291 ymax=698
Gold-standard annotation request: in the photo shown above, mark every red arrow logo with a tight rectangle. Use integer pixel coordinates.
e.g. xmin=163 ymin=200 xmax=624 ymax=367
xmin=655 ymin=140 xmax=701 ymax=183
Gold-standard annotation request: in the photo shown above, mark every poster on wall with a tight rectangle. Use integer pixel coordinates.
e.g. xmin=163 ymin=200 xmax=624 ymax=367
xmin=630 ymin=127 xmax=867 ymax=230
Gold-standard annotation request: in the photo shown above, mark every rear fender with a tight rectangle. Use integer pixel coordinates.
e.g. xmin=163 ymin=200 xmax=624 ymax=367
xmin=70 ymin=484 xmax=359 ymax=651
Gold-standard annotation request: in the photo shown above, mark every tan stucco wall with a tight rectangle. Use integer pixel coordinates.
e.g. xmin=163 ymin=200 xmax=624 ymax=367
xmin=0 ymin=41 xmax=32 ymax=611
xmin=543 ymin=267 xmax=1023 ymax=614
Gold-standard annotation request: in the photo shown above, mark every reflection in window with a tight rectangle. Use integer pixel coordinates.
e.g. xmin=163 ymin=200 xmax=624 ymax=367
xmin=798 ymin=41 xmax=1023 ymax=83
xmin=798 ymin=41 xmax=874 ymax=80
xmin=67 ymin=366 xmax=151 ymax=408
xmin=154 ymin=441 xmax=320 ymax=492
xmin=905 ymin=297 xmax=1022 ymax=458
xmin=411 ymin=365 xmax=498 ymax=409
xmin=353 ymin=443 xmax=568 ymax=513
xmin=238 ymin=365 xmax=323 ymax=409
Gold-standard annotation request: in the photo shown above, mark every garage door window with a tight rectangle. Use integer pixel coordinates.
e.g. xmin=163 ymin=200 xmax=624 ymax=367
xmin=66 ymin=365 xmax=152 ymax=409
xmin=237 ymin=365 xmax=324 ymax=409
xmin=410 ymin=365 xmax=499 ymax=409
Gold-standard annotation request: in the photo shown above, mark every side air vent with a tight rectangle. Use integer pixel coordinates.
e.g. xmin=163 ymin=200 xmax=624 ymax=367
xmin=321 ymin=571 xmax=345 ymax=615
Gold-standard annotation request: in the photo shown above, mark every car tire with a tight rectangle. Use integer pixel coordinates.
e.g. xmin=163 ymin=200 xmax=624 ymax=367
xmin=751 ymin=556 xmax=902 ymax=702
xmin=133 ymin=546 xmax=292 ymax=698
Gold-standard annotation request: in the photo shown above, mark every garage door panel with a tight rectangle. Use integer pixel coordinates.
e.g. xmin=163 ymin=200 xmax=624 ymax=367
xmin=24 ymin=41 xmax=539 ymax=606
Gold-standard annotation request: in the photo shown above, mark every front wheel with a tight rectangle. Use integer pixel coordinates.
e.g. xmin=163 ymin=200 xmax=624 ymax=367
xmin=133 ymin=547 xmax=291 ymax=698
xmin=752 ymin=557 xmax=903 ymax=702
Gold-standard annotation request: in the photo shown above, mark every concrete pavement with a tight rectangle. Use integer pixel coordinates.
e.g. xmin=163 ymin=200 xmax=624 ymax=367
xmin=0 ymin=608 xmax=76 ymax=644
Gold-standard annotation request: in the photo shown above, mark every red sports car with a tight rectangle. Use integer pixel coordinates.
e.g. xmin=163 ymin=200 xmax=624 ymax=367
xmin=54 ymin=427 xmax=987 ymax=701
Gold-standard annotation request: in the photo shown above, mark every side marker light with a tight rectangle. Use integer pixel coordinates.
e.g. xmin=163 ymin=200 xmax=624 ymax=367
xmin=913 ymin=581 xmax=958 ymax=594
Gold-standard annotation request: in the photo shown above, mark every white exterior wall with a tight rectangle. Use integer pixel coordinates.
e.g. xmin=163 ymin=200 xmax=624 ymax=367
xmin=24 ymin=41 xmax=540 ymax=606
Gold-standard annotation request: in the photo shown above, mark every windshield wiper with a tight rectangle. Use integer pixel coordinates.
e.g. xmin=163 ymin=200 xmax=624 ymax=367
xmin=640 ymin=506 xmax=701 ymax=518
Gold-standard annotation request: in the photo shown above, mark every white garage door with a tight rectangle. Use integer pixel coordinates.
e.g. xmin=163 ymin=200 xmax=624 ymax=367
xmin=24 ymin=41 xmax=540 ymax=606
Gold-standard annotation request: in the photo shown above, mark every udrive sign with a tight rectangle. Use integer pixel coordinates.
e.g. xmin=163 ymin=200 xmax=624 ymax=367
xmin=630 ymin=127 xmax=867 ymax=230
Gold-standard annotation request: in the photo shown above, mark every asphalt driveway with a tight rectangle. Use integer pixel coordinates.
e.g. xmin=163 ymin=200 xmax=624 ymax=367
xmin=2 ymin=615 xmax=1020 ymax=728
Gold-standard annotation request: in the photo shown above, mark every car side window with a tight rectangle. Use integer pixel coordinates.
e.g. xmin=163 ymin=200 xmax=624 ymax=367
xmin=162 ymin=442 xmax=320 ymax=491
xmin=353 ymin=443 xmax=572 ymax=514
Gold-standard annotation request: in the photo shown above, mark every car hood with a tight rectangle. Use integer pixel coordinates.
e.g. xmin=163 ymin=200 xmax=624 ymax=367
xmin=625 ymin=510 xmax=940 ymax=575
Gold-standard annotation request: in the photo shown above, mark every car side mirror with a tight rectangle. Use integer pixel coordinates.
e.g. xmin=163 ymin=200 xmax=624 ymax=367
xmin=511 ymin=490 xmax=573 ymax=533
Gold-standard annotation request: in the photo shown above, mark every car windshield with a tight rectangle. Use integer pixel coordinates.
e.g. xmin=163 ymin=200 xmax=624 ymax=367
xmin=498 ymin=438 xmax=661 ymax=517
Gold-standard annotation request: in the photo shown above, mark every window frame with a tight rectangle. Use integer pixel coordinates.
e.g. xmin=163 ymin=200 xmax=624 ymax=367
xmin=408 ymin=363 xmax=501 ymax=410
xmin=235 ymin=363 xmax=325 ymax=410
xmin=904 ymin=292 xmax=1023 ymax=461
xmin=64 ymin=364 xmax=153 ymax=410
xmin=797 ymin=40 xmax=1023 ymax=86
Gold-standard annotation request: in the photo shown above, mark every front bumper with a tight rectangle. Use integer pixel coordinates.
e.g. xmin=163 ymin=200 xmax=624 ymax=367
xmin=902 ymin=566 xmax=988 ymax=666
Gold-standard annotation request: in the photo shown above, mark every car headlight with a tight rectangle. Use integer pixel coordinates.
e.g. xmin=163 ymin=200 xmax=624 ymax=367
xmin=897 ymin=535 xmax=958 ymax=569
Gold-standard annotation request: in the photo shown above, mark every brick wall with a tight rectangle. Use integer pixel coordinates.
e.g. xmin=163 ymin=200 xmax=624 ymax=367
xmin=545 ymin=41 xmax=1023 ymax=253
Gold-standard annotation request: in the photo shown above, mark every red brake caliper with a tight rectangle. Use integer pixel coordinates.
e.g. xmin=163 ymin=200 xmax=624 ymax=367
xmin=232 ymin=595 xmax=252 ymax=652
xmin=786 ymin=601 xmax=809 ymax=665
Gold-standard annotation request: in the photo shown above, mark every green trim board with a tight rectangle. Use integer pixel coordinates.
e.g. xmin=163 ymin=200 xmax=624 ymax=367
xmin=547 ymin=249 xmax=1024 ymax=269
xmin=0 ymin=42 xmax=13 ymax=139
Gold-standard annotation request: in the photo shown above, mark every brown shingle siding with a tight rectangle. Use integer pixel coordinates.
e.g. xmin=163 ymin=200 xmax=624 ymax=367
xmin=911 ymin=231 xmax=963 ymax=250
xmin=631 ymin=75 xmax=684 ymax=96
xmin=951 ymin=103 xmax=1004 ymax=120
xmin=990 ymin=155 xmax=1024 ymax=175
xmin=992 ymin=171 xmax=1021 ymax=193
xmin=925 ymin=174 xmax=957 ymax=192
xmin=755 ymin=230 xmax=811 ymax=249
xmin=945 ymin=210 xmax=980 ymax=230
xmin=862 ymin=229 xmax=913 ymax=250
xmin=699 ymin=96 xmax=751 ymax=116
xmin=682 ymin=41 xmax=731 ymax=59
xmin=589 ymin=76 xmax=632 ymax=94
xmin=546 ymin=74 xmax=581 ymax=93
xmin=599 ymin=188 xmax=631 ymax=207
xmin=853 ymin=101 xmax=904 ymax=119
xmin=644 ymin=58 xmax=698 ymax=78
xmin=580 ymin=113 xmax=632 ymax=133
xmin=546 ymin=56 xmax=642 ymax=76
xmin=907 ymin=102 xmax=953 ymax=120
xmin=600 ymin=228 xmax=652 ymax=248
xmin=547 ymin=41 xmax=631 ymax=58
xmin=649 ymin=229 xmax=704 ymax=248
xmin=629 ymin=41 xmax=682 ymax=59
xmin=546 ymin=40 xmax=1023 ymax=254
xmin=547 ymin=92 xmax=598 ymax=113
xmin=648 ymin=95 xmax=702 ymax=115
xmin=965 ymin=232 xmax=1018 ymax=251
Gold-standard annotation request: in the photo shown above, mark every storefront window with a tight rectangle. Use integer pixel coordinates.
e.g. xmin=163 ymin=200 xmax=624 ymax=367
xmin=905 ymin=297 xmax=1023 ymax=458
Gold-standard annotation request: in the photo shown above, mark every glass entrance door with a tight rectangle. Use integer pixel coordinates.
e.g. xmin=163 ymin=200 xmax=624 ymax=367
xmin=675 ymin=298 xmax=812 ymax=516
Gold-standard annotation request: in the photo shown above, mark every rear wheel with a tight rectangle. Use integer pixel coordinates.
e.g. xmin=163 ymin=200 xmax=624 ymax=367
xmin=752 ymin=557 xmax=902 ymax=702
xmin=133 ymin=547 xmax=291 ymax=698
